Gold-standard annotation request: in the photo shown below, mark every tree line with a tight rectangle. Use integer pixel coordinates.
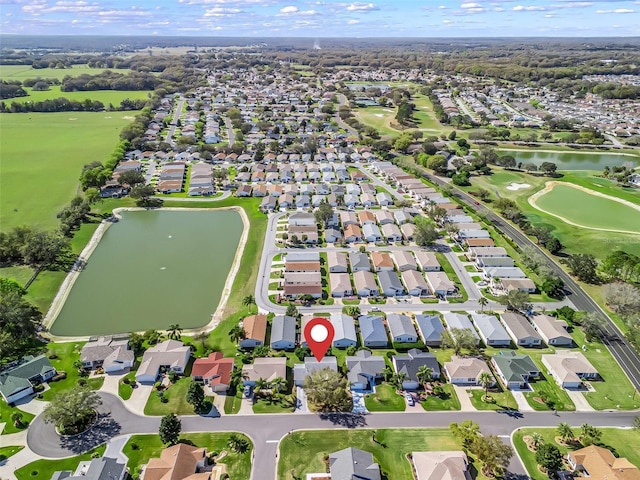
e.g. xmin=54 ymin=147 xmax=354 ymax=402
xmin=0 ymin=97 xmax=146 ymax=113
xmin=60 ymin=70 xmax=160 ymax=92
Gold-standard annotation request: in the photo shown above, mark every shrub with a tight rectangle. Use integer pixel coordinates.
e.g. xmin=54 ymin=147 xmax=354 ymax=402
xmin=154 ymin=381 xmax=162 ymax=390
xmin=130 ymin=442 xmax=139 ymax=450
xmin=77 ymin=378 xmax=87 ymax=387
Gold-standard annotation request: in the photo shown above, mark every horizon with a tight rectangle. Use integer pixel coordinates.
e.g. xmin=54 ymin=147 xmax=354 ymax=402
xmin=1 ymin=0 xmax=639 ymax=38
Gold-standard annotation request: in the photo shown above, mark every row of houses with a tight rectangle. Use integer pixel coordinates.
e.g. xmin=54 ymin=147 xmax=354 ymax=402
xmin=187 ymin=162 xmax=215 ymax=196
xmin=156 ymin=161 xmax=187 ymax=194
xmin=281 ymin=251 xmax=323 ymax=298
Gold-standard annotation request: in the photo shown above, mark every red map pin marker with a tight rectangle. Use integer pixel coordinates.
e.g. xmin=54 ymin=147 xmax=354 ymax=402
xmin=304 ymin=317 xmax=334 ymax=362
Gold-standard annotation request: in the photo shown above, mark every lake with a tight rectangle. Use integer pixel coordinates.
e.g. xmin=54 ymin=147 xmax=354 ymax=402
xmin=49 ymin=209 xmax=244 ymax=336
xmin=498 ymin=149 xmax=639 ymax=171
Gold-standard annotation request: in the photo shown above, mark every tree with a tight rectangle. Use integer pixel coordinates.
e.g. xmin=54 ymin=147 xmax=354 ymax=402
xmin=242 ymin=295 xmax=256 ymax=309
xmin=314 ymin=202 xmax=334 ymax=227
xmin=478 ymin=297 xmax=488 ymax=313
xmin=580 ymin=423 xmax=602 ymax=446
xmin=43 ymin=386 xmax=102 ymax=432
xmin=441 ymin=328 xmax=478 ymax=355
xmin=450 ymin=420 xmax=480 ymax=452
xmin=285 ymin=305 xmax=300 ymax=318
xmin=11 ymin=411 xmax=24 ymax=427
xmin=21 ymin=231 xmax=70 ymax=270
xmin=229 ymin=324 xmax=246 ymax=344
xmin=343 ymin=305 xmax=361 ymax=319
xmin=557 ymin=422 xmax=574 ymax=443
xmin=427 ymin=155 xmax=448 ymax=174
xmin=117 ymin=170 xmax=145 ymax=188
xmin=531 ymin=432 xmax=544 ymax=450
xmin=143 ymin=329 xmax=162 ymax=344
xmin=498 ymin=289 xmax=532 ymax=312
xmin=603 ymin=282 xmax=640 ymax=315
xmin=271 ymin=376 xmax=287 ymax=394
xmin=546 ymin=236 xmax=563 ymax=255
xmin=452 ymin=171 xmax=471 ymax=186
xmin=186 ymin=381 xmax=206 ymax=412
xmin=130 ymin=184 xmax=161 ymax=208
xmin=536 ymin=443 xmax=563 ymax=473
xmin=394 ymin=133 xmax=413 ymax=153
xmin=128 ymin=332 xmax=144 ymax=354
xmin=254 ymin=377 xmax=269 ymax=395
xmin=391 ymin=371 xmax=408 ymax=389
xmin=473 ymin=435 xmax=514 ymax=477
xmin=415 ymin=217 xmax=439 ymax=246
xmin=0 ymin=278 xmax=26 ymax=296
xmin=167 ymin=324 xmax=183 ymax=340
xmin=478 ymin=372 xmax=493 ymax=401
xmin=73 ymin=359 xmax=85 ymax=373
xmin=566 ymin=254 xmax=599 ymax=283
xmin=416 ymin=365 xmax=433 ymax=387
xmin=579 ymin=312 xmax=606 ymax=341
xmin=303 ymin=368 xmax=353 ymax=412
xmin=228 ymin=433 xmax=250 ymax=453
xmin=159 ymin=413 xmax=181 ymax=445
xmin=541 ymin=276 xmax=565 ymax=299
xmin=539 ymin=162 xmax=558 ymax=176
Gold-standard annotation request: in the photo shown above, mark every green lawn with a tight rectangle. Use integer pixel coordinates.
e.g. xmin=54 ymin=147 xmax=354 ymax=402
xmin=0 ymin=401 xmax=34 ymax=435
xmin=15 ymin=445 xmax=105 ymax=480
xmin=253 ymin=394 xmax=296 ymax=413
xmin=144 ymin=375 xmax=195 ymax=416
xmin=0 ymin=445 xmax=24 ymax=459
xmin=118 ymin=372 xmax=137 ymax=401
xmin=0 ymin=111 xmax=138 ymax=230
xmin=123 ymin=433 xmax=252 ymax=480
xmin=277 ymin=428 xmax=485 ymax=480
xmin=523 ymin=373 xmax=576 ymax=412
xmin=513 ymin=428 xmax=640 ymax=480
xmin=364 ymin=383 xmax=406 ymax=412
xmin=435 ymin=252 xmax=468 ymax=302
xmin=9 ymin=86 xmax=150 ymax=105
xmin=0 ymin=65 xmax=120 ymax=81
xmin=469 ymin=387 xmax=518 ymax=411
xmin=421 ymin=383 xmax=461 ymax=411
xmin=41 ymin=341 xmax=104 ymax=401
xmin=224 ymin=392 xmax=242 ymax=415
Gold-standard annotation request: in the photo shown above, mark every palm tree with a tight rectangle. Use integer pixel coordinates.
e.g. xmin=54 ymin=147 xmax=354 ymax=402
xmin=271 ymin=376 xmax=287 ymax=394
xmin=392 ymin=372 xmax=408 ymax=390
xmin=478 ymin=297 xmax=488 ymax=313
xmin=228 ymin=433 xmax=250 ymax=453
xmin=530 ymin=432 xmax=544 ymax=450
xmin=478 ymin=372 xmax=494 ymax=402
xmin=73 ymin=360 xmax=85 ymax=373
xmin=229 ymin=325 xmax=246 ymax=344
xmin=11 ymin=412 xmax=24 ymax=427
xmin=167 ymin=324 xmax=183 ymax=340
xmin=242 ymin=295 xmax=255 ymax=308
xmin=416 ymin=366 xmax=433 ymax=389
xmin=254 ymin=378 xmax=269 ymax=396
xmin=556 ymin=423 xmax=574 ymax=443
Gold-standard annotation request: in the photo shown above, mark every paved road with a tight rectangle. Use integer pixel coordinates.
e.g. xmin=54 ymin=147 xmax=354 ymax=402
xmin=25 ymin=392 xmax=640 ymax=480
xmin=418 ymin=169 xmax=640 ymax=392
xmin=224 ymin=117 xmax=235 ymax=146
xmin=152 ymin=191 xmax=231 ymax=202
xmin=166 ymin=96 xmax=185 ymax=145
xmin=335 ymin=93 xmax=360 ymax=137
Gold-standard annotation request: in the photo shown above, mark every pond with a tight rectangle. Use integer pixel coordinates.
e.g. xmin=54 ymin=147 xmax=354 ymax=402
xmin=498 ymin=149 xmax=639 ymax=171
xmin=49 ymin=209 xmax=244 ymax=336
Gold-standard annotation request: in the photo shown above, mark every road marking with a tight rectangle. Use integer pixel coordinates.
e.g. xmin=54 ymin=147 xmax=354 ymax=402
xmin=266 ymin=440 xmax=279 ymax=443
xmin=497 ymin=435 xmax=510 ymax=439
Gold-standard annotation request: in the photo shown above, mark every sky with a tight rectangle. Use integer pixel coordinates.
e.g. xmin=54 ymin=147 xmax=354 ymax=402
xmin=1 ymin=0 xmax=639 ymax=37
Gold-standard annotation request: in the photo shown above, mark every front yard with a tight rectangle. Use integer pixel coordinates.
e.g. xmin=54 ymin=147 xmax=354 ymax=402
xmin=469 ymin=387 xmax=518 ymax=411
xmin=144 ymin=375 xmax=196 ymax=416
xmin=364 ymin=383 xmax=406 ymax=412
xmin=253 ymin=394 xmax=296 ymax=413
xmin=41 ymin=342 xmax=104 ymax=401
xmin=0 ymin=401 xmax=34 ymax=435
xmin=15 ymin=445 xmax=106 ymax=480
xmin=421 ymin=383 xmax=461 ymax=411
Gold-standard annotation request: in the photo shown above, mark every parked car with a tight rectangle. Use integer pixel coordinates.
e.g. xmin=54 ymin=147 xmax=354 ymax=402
xmin=405 ymin=393 xmax=414 ymax=406
xmin=243 ymin=385 xmax=252 ymax=398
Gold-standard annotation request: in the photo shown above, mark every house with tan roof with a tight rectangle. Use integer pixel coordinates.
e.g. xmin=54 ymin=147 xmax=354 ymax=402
xmin=327 ymin=251 xmax=348 ymax=273
xmin=240 ymin=314 xmax=268 ymax=349
xmin=500 ymin=312 xmax=542 ymax=347
xmin=415 ymin=251 xmax=441 ymax=271
xmin=358 ymin=210 xmax=376 ymax=225
xmin=412 ymin=451 xmax=472 ymax=480
xmin=531 ymin=314 xmax=573 ymax=346
xmin=568 ymin=445 xmax=640 ymax=480
xmin=136 ymin=340 xmax=191 ymax=384
xmin=444 ymin=356 xmax=494 ymax=386
xmin=400 ymin=222 xmax=416 ymax=241
xmin=425 ymin=271 xmax=456 ymax=296
xmin=142 ymin=443 xmax=209 ymax=480
xmin=393 ymin=251 xmax=417 ymax=271
xmin=344 ymin=224 xmax=363 ymax=243
xmin=353 ymin=270 xmax=380 ymax=297
xmin=330 ymin=273 xmax=353 ymax=297
xmin=542 ymin=350 xmax=599 ymax=389
xmin=242 ymin=357 xmax=287 ymax=386
xmin=371 ymin=252 xmax=394 ymax=271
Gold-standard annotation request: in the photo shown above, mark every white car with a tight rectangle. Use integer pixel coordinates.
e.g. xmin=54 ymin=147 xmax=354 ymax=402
xmin=405 ymin=393 xmax=415 ymax=406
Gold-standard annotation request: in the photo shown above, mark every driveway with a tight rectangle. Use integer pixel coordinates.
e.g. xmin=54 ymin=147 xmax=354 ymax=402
xmin=351 ymin=391 xmax=367 ymax=414
xmin=122 ymin=383 xmax=153 ymax=416
xmin=103 ymin=434 xmax=131 ymax=464
xmin=511 ymin=390 xmax=534 ymax=412
xmin=13 ymin=395 xmax=48 ymax=416
xmin=238 ymin=395 xmax=254 ymax=415
xmin=566 ymin=389 xmax=595 ymax=412
xmin=452 ymin=385 xmax=478 ymax=412
xmin=100 ymin=373 xmax=125 ymax=396
xmin=295 ymin=386 xmax=309 ymax=413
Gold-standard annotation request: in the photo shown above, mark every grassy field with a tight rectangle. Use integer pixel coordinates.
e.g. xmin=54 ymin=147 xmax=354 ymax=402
xmin=9 ymin=86 xmax=151 ymax=105
xmin=0 ymin=445 xmax=23 ymax=459
xmin=0 ymin=401 xmax=34 ymax=435
xmin=0 ymin=112 xmax=137 ymax=230
xmin=123 ymin=433 xmax=252 ymax=479
xmin=0 ymin=65 xmax=120 ymax=81
xmin=364 ymin=383 xmax=406 ymax=412
xmin=513 ymin=428 xmax=640 ymax=480
xmin=277 ymin=428 xmax=487 ymax=480
xmin=15 ymin=445 xmax=105 ymax=480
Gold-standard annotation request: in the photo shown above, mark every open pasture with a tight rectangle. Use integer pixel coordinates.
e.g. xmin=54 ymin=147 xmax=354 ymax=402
xmin=8 ymin=86 xmax=151 ymax=105
xmin=0 ymin=65 xmax=119 ymax=81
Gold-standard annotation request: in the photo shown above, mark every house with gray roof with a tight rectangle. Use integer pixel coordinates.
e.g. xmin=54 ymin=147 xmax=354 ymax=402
xmin=80 ymin=336 xmax=134 ymax=373
xmin=476 ymin=256 xmax=515 ymax=268
xmin=136 ymin=340 xmax=191 ymax=384
xmin=349 ymin=252 xmax=371 ymax=272
xmin=415 ymin=315 xmax=445 ymax=347
xmin=363 ymin=223 xmax=382 ymax=242
xmin=329 ymin=448 xmax=381 ymax=480
xmin=443 ymin=313 xmax=480 ymax=344
xmin=294 ymin=357 xmax=338 ymax=386
xmin=491 ymin=351 xmax=539 ymax=390
xmin=471 ymin=313 xmax=511 ymax=347
xmin=270 ymin=315 xmax=297 ymax=351
xmin=359 ymin=315 xmax=389 ymax=348
xmin=387 ymin=314 xmax=418 ymax=343
xmin=378 ymin=270 xmax=405 ymax=297
xmin=500 ymin=312 xmax=542 ymax=347
xmin=483 ymin=266 xmax=527 ymax=280
xmin=346 ymin=351 xmax=386 ymax=391
xmin=330 ymin=313 xmax=357 ymax=348
xmin=50 ymin=456 xmax=126 ymax=480
xmin=0 ymin=355 xmax=56 ymax=404
xmin=392 ymin=349 xmax=440 ymax=390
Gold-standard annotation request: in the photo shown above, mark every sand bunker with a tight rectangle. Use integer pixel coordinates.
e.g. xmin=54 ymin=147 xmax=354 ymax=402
xmin=506 ymin=182 xmax=531 ymax=191
xmin=374 ymin=114 xmax=384 ymax=117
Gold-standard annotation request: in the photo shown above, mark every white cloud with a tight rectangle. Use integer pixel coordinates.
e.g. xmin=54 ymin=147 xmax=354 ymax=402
xmin=279 ymin=5 xmax=298 ymax=13
xmin=596 ymin=8 xmax=634 ymax=12
xmin=204 ymin=6 xmax=242 ymax=16
xmin=460 ymin=2 xmax=482 ymax=8
xmin=347 ymin=19 xmax=359 ymax=24
xmin=346 ymin=2 xmax=378 ymax=12
xmin=513 ymin=5 xmax=547 ymax=11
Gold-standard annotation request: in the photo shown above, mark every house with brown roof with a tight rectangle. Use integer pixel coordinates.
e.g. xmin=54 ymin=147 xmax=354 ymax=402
xmin=568 ymin=445 xmax=640 ymax=480
xmin=191 ymin=352 xmax=234 ymax=392
xmin=412 ymin=451 xmax=472 ymax=480
xmin=241 ymin=357 xmax=287 ymax=386
xmin=444 ymin=356 xmax=494 ymax=386
xmin=358 ymin=210 xmax=376 ymax=225
xmin=240 ymin=314 xmax=268 ymax=349
xmin=344 ymin=224 xmax=363 ymax=243
xmin=393 ymin=251 xmax=417 ymax=271
xmin=371 ymin=252 xmax=394 ymax=272
xmin=285 ymin=261 xmax=321 ymax=273
xmin=142 ymin=443 xmax=209 ymax=480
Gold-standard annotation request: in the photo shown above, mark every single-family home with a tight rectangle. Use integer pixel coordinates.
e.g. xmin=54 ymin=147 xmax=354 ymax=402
xmin=465 ymin=238 xmax=495 ymax=248
xmin=375 ymin=209 xmax=395 ymax=225
xmin=289 ymin=212 xmax=315 ymax=227
xmin=411 ymin=451 xmax=472 ymax=480
xmin=468 ymin=246 xmax=508 ymax=259
xmin=402 ymin=270 xmax=430 ymax=296
xmin=471 ymin=313 xmax=512 ymax=347
xmin=330 ymin=273 xmax=354 ymax=297
xmin=444 ymin=356 xmax=494 ymax=386
xmin=542 ymin=351 xmax=599 ymax=389
xmin=371 ymin=251 xmax=394 ymax=271
xmin=400 ymin=223 xmax=416 ymax=241
xmin=344 ymin=224 xmax=363 ymax=243
xmin=354 ymin=270 xmax=380 ymax=297
xmin=340 ymin=211 xmax=359 ymax=226
xmin=240 ymin=314 xmax=268 ymax=349
xmin=531 ymin=314 xmax=573 ymax=346
xmin=491 ymin=351 xmax=539 ymax=390
xmin=346 ymin=351 xmax=386 ymax=391
xmin=425 ymin=271 xmax=456 ymax=296
xmin=324 ymin=227 xmax=342 ymax=244
xmin=236 ymin=185 xmax=252 ymax=197
xmin=295 ymin=195 xmax=310 ymax=208
xmin=293 ymin=357 xmax=338 ymax=386
xmin=378 ymin=270 xmax=405 ymax=297
xmin=191 ymin=352 xmax=234 ymax=392
xmin=136 ymin=340 xmax=191 ymax=384
xmin=393 ymin=251 xmax=417 ymax=271
xmin=392 ymin=349 xmax=441 ymax=390
xmin=443 ymin=313 xmax=480 ymax=344
xmin=458 ymin=230 xmax=492 ymax=240
xmin=483 ymin=267 xmax=527 ymax=279
xmin=270 ymin=315 xmax=297 ymax=350
xmin=286 ymin=251 xmax=320 ymax=263
xmin=359 ymin=315 xmax=389 ymax=348
xmin=376 ymin=192 xmax=394 ymax=206
xmin=500 ymin=312 xmax=542 ymax=347
xmin=330 ymin=313 xmax=358 ymax=348
xmin=381 ymin=223 xmax=402 ymax=242
xmin=52 ymin=456 xmax=127 ymax=480
xmin=142 ymin=443 xmax=208 ymax=480
xmin=328 ymin=448 xmax=381 ymax=480
xmin=242 ymin=357 xmax=287 ymax=386
xmin=476 ymin=256 xmax=515 ymax=268
xmin=327 ymin=251 xmax=348 ymax=273
xmin=567 ymin=445 xmax=640 ymax=480
xmin=415 ymin=251 xmax=441 ymax=271
xmin=394 ymin=210 xmax=412 ymax=225
xmin=0 ymin=355 xmax=57 ymax=404
xmin=360 ymin=193 xmax=377 ymax=207
xmin=387 ymin=314 xmax=418 ymax=343
xmin=415 ymin=314 xmax=445 ymax=347
xmin=349 ymin=252 xmax=371 ymax=272
xmin=358 ymin=210 xmax=377 ymax=225
xmin=363 ymin=223 xmax=383 ymax=243
xmin=80 ymin=336 xmax=134 ymax=373
xmin=285 ymin=261 xmax=320 ymax=273
xmin=260 ymin=196 xmax=277 ymax=212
